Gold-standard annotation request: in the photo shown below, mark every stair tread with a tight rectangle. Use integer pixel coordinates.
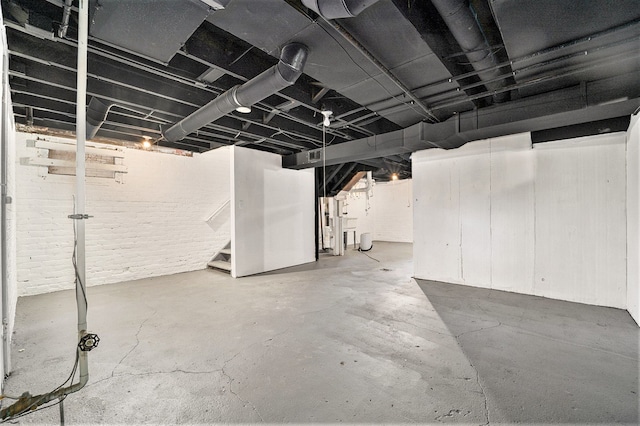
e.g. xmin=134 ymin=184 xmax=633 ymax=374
xmin=208 ymin=260 xmax=231 ymax=271
xmin=220 ymin=248 xmax=231 ymax=255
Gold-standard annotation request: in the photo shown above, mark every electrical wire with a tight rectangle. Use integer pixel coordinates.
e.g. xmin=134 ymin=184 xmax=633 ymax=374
xmin=1 ymin=195 xmax=87 ymax=422
xmin=358 ymin=249 xmax=380 ymax=262
xmin=322 ymin=124 xmax=326 ymax=201
xmin=0 ymin=350 xmax=80 ymax=423
xmin=71 ymin=197 xmax=88 ymax=313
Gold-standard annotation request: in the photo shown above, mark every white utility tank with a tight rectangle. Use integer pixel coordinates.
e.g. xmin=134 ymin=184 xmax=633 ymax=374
xmin=360 ymin=232 xmax=372 ymax=251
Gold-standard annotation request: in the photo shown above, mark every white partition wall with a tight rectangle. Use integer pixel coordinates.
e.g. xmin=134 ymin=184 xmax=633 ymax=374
xmin=231 ymin=146 xmax=315 ymax=278
xmin=627 ymin=115 xmax=640 ymax=325
xmin=413 ymin=132 xmax=628 ymax=309
xmin=534 ymin=135 xmax=626 ymax=308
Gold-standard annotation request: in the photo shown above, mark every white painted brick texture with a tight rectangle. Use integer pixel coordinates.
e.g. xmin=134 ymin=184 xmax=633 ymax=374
xmin=343 ymin=179 xmax=413 ymax=244
xmin=16 ymin=133 xmax=230 ymax=296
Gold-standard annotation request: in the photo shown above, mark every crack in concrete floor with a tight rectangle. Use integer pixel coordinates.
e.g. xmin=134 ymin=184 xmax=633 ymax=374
xmin=453 ymin=322 xmax=502 ymax=425
xmin=221 ymin=351 xmax=264 ymax=422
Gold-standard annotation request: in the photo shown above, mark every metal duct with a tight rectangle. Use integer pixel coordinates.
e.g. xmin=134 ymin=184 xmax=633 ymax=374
xmin=162 ymin=42 xmax=308 ymax=142
xmin=85 ymin=97 xmax=113 ymax=140
xmin=430 ymin=0 xmax=508 ymax=102
xmin=57 ymin=0 xmax=73 ymax=39
xmin=302 ymin=0 xmax=381 ymax=19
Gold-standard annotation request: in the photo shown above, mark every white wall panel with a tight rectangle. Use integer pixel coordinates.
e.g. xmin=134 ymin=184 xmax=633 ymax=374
xmin=627 ymin=115 xmax=639 ymax=325
xmin=489 ymin=135 xmax=535 ymax=293
xmin=457 ymin=142 xmax=491 ymax=287
xmin=231 ymin=146 xmax=315 ymax=277
xmin=534 ymin=134 xmax=626 ymax=308
xmin=413 ymin=150 xmax=463 ymax=284
xmin=413 ymin=132 xmax=627 ymax=309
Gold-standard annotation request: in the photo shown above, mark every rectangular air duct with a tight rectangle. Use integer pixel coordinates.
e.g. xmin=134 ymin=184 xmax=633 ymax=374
xmin=89 ymin=0 xmax=219 ymax=64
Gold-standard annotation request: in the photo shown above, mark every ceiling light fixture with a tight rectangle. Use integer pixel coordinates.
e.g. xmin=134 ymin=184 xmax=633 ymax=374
xmin=142 ymin=140 xmax=151 ymax=149
xmin=391 ymin=173 xmax=399 ymax=181
xmin=235 ymin=106 xmax=252 ymax=114
xmin=320 ymin=109 xmax=333 ymax=127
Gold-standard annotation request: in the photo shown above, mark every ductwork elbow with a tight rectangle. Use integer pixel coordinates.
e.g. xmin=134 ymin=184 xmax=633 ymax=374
xmin=162 ymin=42 xmax=308 ymax=143
xmin=86 ymin=97 xmax=113 ymax=140
xmin=302 ymin=0 xmax=381 ymax=19
xmin=277 ymin=42 xmax=308 ymax=83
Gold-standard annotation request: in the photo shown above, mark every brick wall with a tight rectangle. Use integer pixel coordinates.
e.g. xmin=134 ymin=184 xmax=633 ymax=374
xmin=15 ymin=132 xmax=230 ymax=296
xmin=343 ymin=179 xmax=413 ymax=244
xmin=372 ymin=180 xmax=413 ymax=243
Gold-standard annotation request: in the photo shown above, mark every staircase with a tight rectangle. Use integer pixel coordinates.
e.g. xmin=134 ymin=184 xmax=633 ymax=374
xmin=208 ymin=241 xmax=231 ymax=273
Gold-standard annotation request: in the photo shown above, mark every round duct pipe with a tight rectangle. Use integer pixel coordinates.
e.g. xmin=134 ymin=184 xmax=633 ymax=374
xmin=86 ymin=97 xmax=114 ymax=140
xmin=162 ymin=42 xmax=308 ymax=143
xmin=430 ymin=0 xmax=509 ymax=103
xmin=302 ymin=0 xmax=381 ymax=19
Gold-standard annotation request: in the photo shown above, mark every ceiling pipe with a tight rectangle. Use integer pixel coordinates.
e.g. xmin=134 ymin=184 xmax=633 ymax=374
xmin=302 ymin=0 xmax=381 ymax=19
xmin=57 ymin=0 xmax=73 ymax=39
xmin=430 ymin=0 xmax=509 ymax=103
xmin=86 ymin=97 xmax=114 ymax=139
xmin=162 ymin=42 xmax=308 ymax=142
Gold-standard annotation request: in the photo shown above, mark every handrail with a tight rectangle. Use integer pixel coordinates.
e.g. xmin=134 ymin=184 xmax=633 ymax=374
xmin=205 ymin=199 xmax=230 ymax=224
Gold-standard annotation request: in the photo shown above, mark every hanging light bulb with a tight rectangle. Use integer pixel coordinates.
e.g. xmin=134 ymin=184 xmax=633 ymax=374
xmin=320 ymin=109 xmax=333 ymax=127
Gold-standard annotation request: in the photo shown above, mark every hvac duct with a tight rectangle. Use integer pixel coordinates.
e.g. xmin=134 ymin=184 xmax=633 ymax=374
xmin=86 ymin=97 xmax=113 ymax=140
xmin=302 ymin=0 xmax=381 ymax=19
xmin=430 ymin=0 xmax=508 ymax=103
xmin=162 ymin=42 xmax=308 ymax=142
xmin=57 ymin=0 xmax=73 ymax=39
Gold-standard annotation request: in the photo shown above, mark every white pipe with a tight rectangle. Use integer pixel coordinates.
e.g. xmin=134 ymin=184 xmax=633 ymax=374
xmin=0 ymin=1 xmax=90 ymax=419
xmin=74 ymin=0 xmax=89 ymax=388
xmin=1 ymin=15 xmax=11 ymax=376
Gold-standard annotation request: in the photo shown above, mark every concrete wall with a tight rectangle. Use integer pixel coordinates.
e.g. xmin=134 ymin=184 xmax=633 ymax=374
xmin=16 ymin=133 xmax=230 ymax=296
xmin=231 ymin=146 xmax=315 ymax=277
xmin=413 ymin=132 xmax=627 ymax=309
xmin=627 ymin=114 xmax=640 ymax=325
xmin=344 ymin=179 xmax=413 ymax=245
xmin=1 ymin=15 xmax=17 ymax=378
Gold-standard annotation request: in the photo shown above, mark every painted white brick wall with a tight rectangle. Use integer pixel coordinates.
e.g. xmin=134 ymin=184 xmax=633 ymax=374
xmin=16 ymin=132 xmax=230 ymax=296
xmin=343 ymin=179 xmax=413 ymax=244
xmin=372 ymin=180 xmax=413 ymax=243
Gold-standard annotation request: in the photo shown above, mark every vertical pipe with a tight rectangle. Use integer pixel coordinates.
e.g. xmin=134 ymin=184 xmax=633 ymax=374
xmin=1 ymin=16 xmax=11 ymax=376
xmin=75 ymin=0 xmax=89 ymax=386
xmin=58 ymin=0 xmax=73 ymax=39
xmin=314 ymin=168 xmax=319 ymax=261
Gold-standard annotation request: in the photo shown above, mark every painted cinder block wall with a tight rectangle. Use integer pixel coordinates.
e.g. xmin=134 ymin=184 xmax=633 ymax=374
xmin=413 ymin=132 xmax=628 ymax=310
xmin=344 ymin=179 xmax=413 ymax=244
xmin=15 ymin=133 xmax=231 ymax=296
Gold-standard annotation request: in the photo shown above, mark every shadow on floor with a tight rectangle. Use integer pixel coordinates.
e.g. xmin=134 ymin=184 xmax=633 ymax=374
xmin=416 ymin=279 xmax=639 ymax=424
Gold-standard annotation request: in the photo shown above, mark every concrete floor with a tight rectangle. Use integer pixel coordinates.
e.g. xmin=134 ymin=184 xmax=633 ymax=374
xmin=3 ymin=242 xmax=638 ymax=424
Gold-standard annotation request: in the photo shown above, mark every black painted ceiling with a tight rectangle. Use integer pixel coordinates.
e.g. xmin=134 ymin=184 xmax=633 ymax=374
xmin=2 ymin=0 xmax=639 ymax=194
